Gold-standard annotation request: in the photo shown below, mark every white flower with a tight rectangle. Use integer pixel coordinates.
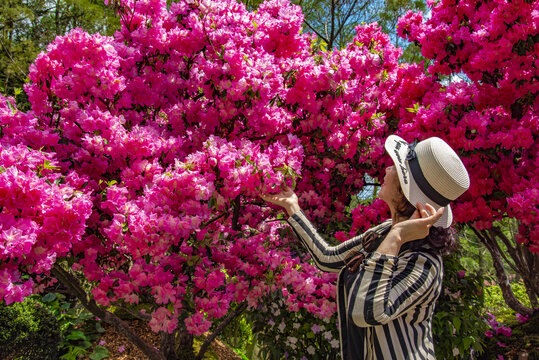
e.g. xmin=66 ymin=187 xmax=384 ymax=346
xmin=278 ymin=322 xmax=286 ymax=332
xmin=330 ymin=339 xmax=340 ymax=349
xmin=323 ymin=331 xmax=332 ymax=341
xmin=453 ymin=348 xmax=460 ymax=356
xmin=288 ymin=336 xmax=297 ymax=344
xmin=307 ymin=346 xmax=315 ymax=355
xmin=293 ymin=322 xmax=300 ymax=329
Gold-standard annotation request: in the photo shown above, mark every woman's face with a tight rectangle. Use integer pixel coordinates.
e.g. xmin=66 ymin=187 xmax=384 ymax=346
xmin=379 ymin=165 xmax=401 ymax=206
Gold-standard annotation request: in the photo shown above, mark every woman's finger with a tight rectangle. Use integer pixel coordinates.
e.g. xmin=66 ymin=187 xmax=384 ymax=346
xmin=416 ymin=203 xmax=428 ymax=218
xmin=424 ymin=205 xmax=444 ymax=225
xmin=424 ymin=203 xmax=437 ymax=215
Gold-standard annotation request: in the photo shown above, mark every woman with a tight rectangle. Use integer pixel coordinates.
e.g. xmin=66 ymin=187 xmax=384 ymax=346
xmin=260 ymin=135 xmax=470 ymax=360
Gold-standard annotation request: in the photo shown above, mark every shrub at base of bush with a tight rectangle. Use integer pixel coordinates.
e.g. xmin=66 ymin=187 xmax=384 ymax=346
xmin=0 ymin=297 xmax=61 ymax=360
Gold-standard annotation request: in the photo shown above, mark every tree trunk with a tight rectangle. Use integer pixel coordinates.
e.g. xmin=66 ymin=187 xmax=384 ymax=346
xmin=176 ymin=330 xmax=195 ymax=360
xmin=51 ymin=264 xmax=166 ymax=360
xmin=161 ymin=331 xmax=179 ymax=360
xmin=470 ymin=226 xmax=534 ymax=315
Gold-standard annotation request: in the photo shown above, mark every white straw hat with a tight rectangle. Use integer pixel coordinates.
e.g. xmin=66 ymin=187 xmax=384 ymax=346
xmin=384 ymin=135 xmax=470 ymax=228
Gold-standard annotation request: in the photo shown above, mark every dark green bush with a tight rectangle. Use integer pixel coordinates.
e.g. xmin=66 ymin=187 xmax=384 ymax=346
xmin=0 ymin=296 xmax=61 ymax=360
xmin=433 ymin=252 xmax=488 ymax=359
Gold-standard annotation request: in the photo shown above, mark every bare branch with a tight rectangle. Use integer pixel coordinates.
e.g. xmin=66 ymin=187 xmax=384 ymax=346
xmin=329 ymin=0 xmax=335 ymax=48
xmin=486 ymin=227 xmax=520 ymax=274
xmin=0 ymin=37 xmax=28 ymax=77
xmin=303 ymin=19 xmax=329 ymax=45
xmin=333 ymin=0 xmax=365 ymax=44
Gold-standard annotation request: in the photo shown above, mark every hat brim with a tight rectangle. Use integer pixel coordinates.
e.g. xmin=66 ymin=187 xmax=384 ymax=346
xmin=384 ymin=135 xmax=452 ymax=228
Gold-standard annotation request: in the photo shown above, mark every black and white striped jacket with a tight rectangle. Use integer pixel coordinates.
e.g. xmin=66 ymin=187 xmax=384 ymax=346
xmin=287 ymin=210 xmax=443 ymax=360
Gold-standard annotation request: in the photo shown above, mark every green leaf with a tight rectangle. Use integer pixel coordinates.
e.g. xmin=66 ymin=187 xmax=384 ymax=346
xmin=96 ymin=322 xmax=106 ymax=333
xmin=320 ymin=42 xmax=327 ymax=52
xmin=89 ymin=345 xmax=109 ymax=360
xmin=66 ymin=330 xmax=88 ymax=341
xmin=452 ymin=316 xmax=461 ymax=332
xmin=462 ymin=336 xmax=474 ymax=349
xmin=42 ymin=292 xmax=57 ymax=303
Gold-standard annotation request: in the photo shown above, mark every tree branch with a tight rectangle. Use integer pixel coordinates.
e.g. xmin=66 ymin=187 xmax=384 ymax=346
xmin=490 ymin=225 xmax=527 ymax=273
xmin=470 ymin=226 xmax=532 ymax=315
xmin=486 ymin=227 xmax=520 ymax=275
xmin=303 ymin=19 xmax=329 ymax=45
xmin=329 ymin=0 xmax=336 ymax=48
xmin=51 ymin=264 xmax=166 ymax=360
xmin=0 ymin=37 xmax=28 ymax=77
xmin=195 ymin=302 xmax=248 ymax=360
xmin=201 ymin=212 xmax=229 ymax=229
xmin=333 ymin=0 xmax=366 ymax=45
xmin=231 ymin=196 xmax=241 ymax=231
xmin=116 ymin=304 xmax=152 ymax=321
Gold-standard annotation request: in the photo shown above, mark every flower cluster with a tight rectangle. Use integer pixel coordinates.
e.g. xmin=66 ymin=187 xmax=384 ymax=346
xmin=484 ymin=312 xmax=512 ymax=356
xmin=0 ymin=97 xmax=91 ymax=304
xmin=387 ymin=0 xmax=538 ymax=249
xmin=248 ymin=292 xmax=340 ymax=360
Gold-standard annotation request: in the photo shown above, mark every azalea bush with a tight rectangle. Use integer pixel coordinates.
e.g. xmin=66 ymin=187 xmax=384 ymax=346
xmin=0 ymin=0 xmax=537 ymax=358
xmin=247 ymin=277 xmax=340 ymax=359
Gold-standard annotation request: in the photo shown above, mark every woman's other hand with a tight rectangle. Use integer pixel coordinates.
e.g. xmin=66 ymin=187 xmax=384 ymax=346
xmin=260 ymin=186 xmax=301 ymax=216
xmin=377 ymin=203 xmax=444 ymax=256
xmin=391 ymin=203 xmax=444 ymax=244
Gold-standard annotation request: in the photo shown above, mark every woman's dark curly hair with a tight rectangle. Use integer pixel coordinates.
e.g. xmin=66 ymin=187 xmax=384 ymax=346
xmin=393 ymin=186 xmax=458 ymax=255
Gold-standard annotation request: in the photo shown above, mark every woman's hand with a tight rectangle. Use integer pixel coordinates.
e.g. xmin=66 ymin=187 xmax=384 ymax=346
xmin=260 ymin=186 xmax=301 ymax=216
xmin=391 ymin=203 xmax=444 ymax=244
xmin=376 ymin=203 xmax=444 ymax=256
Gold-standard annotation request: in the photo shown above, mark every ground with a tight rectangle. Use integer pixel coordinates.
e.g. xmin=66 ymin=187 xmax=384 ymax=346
xmin=85 ymin=319 xmax=242 ymax=360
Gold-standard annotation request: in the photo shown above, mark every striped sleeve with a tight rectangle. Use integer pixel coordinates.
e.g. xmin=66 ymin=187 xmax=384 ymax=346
xmin=348 ymin=250 xmax=442 ymax=327
xmin=286 ymin=210 xmax=370 ymax=273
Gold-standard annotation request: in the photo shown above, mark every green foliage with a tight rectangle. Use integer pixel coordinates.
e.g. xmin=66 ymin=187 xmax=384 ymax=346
xmin=39 ymin=292 xmax=106 ymax=360
xmin=0 ymin=296 xmax=61 ymax=360
xmin=484 ymin=281 xmax=532 ymax=321
xmin=433 ymin=252 xmax=489 ymax=359
xmin=89 ymin=345 xmax=110 ymax=360
xmin=241 ymin=0 xmax=265 ymax=11
xmin=456 ymin=227 xmax=495 ymax=279
xmin=221 ymin=312 xmax=257 ymax=358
